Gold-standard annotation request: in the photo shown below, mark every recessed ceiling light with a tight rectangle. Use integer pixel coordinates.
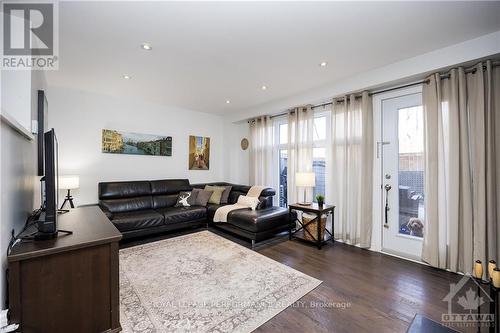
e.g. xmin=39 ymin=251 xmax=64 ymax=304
xmin=123 ymin=74 xmax=131 ymax=79
xmin=225 ymin=100 xmax=231 ymax=104
xmin=261 ymin=85 xmax=268 ymax=90
xmin=141 ymin=43 xmax=152 ymax=51
xmin=319 ymin=61 xmax=328 ymax=67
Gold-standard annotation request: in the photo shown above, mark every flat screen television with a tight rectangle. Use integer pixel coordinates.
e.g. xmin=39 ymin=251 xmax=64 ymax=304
xmin=37 ymin=90 xmax=48 ymax=176
xmin=37 ymin=128 xmax=58 ymax=237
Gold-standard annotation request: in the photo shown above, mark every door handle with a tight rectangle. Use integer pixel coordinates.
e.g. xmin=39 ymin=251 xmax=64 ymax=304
xmin=384 ymin=184 xmax=392 ymax=229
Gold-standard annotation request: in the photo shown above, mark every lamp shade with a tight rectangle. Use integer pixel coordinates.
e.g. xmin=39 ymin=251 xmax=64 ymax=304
xmin=296 ymin=172 xmax=316 ymax=187
xmin=59 ymin=175 xmax=80 ymax=190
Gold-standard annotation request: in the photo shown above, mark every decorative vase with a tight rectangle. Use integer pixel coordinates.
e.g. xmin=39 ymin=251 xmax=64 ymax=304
xmin=493 ymin=268 xmax=500 ymax=288
xmin=474 ymin=260 xmax=483 ymax=280
xmin=317 ymin=200 xmax=324 ymax=207
xmin=488 ymin=260 xmax=497 ymax=280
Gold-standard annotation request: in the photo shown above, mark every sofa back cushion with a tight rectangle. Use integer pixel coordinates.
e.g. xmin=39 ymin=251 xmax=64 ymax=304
xmin=99 ymin=181 xmax=151 ymax=199
xmin=101 ymin=196 xmax=153 ymax=214
xmin=150 ymin=179 xmax=191 ymax=208
xmin=99 ymin=181 xmax=153 ymax=214
xmin=152 ymin=194 xmax=178 ymax=209
xmin=150 ymin=179 xmax=191 ymax=195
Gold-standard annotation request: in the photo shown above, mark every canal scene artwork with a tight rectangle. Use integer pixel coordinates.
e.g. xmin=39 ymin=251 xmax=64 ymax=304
xmin=102 ymin=129 xmax=172 ymax=156
xmin=189 ymin=135 xmax=210 ymax=170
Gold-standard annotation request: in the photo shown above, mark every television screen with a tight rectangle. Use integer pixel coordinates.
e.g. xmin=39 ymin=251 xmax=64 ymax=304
xmin=37 ymin=90 xmax=48 ymax=176
xmin=39 ymin=129 xmax=58 ymax=234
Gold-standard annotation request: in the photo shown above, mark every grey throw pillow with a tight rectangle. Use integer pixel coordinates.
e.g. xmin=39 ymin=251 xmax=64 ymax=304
xmin=219 ymin=186 xmax=232 ymax=204
xmin=192 ymin=188 xmax=213 ymax=206
xmin=175 ymin=191 xmax=197 ymax=207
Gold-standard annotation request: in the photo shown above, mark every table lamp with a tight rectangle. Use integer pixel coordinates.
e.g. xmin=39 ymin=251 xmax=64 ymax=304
xmin=296 ymin=172 xmax=315 ymax=206
xmin=59 ymin=175 xmax=79 ymax=210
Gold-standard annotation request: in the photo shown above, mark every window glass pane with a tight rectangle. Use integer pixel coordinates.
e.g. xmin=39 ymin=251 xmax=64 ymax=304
xmin=279 ymin=124 xmax=288 ymax=144
xmin=279 ymin=149 xmax=288 ymax=207
xmin=398 ymin=106 xmax=425 ymax=237
xmin=313 ymin=147 xmax=326 ymax=202
xmin=313 ymin=147 xmax=325 ymax=159
xmin=313 ymin=116 xmax=326 ymax=141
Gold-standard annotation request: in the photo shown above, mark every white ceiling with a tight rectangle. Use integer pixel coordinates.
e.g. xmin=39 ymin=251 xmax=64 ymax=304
xmin=47 ymin=1 xmax=500 ymax=115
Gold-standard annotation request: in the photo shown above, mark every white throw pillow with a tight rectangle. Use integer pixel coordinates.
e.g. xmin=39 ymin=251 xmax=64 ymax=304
xmin=237 ymin=195 xmax=260 ymax=210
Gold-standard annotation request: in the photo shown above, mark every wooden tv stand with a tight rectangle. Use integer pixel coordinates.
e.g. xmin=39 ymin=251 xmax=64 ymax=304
xmin=7 ymin=206 xmax=122 ymax=333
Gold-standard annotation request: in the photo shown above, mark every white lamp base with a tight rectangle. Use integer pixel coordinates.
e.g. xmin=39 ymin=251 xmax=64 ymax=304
xmin=298 ymin=189 xmax=312 ymax=206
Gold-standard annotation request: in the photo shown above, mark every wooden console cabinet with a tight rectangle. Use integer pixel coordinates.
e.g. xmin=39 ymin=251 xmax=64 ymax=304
xmin=7 ymin=206 xmax=122 ymax=333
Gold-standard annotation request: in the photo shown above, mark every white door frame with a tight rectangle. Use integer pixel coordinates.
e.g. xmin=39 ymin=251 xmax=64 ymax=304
xmin=371 ymin=84 xmax=424 ymax=261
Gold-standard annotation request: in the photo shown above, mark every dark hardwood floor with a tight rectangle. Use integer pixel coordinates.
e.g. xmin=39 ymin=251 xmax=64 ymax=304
xmin=121 ymin=227 xmax=468 ymax=333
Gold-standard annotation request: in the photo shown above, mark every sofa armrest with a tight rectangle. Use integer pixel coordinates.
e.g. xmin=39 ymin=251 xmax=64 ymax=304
xmin=258 ymin=187 xmax=276 ymax=197
xmin=256 ymin=196 xmax=272 ymax=210
xmin=98 ymin=202 xmax=114 ymax=220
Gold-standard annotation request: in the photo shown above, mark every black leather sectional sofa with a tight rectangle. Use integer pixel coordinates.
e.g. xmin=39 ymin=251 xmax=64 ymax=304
xmin=98 ymin=179 xmax=292 ymax=247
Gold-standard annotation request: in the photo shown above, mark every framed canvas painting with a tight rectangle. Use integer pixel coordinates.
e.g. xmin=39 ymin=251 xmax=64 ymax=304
xmin=189 ymin=135 xmax=210 ymax=170
xmin=102 ymin=129 xmax=172 ymax=156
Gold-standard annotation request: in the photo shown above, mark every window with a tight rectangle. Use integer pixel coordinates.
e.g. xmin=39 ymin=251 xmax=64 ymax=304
xmin=279 ymin=149 xmax=288 ymax=207
xmin=312 ymin=116 xmax=327 ymax=202
xmin=397 ymin=106 xmax=425 ymax=237
xmin=279 ymin=123 xmax=288 ymax=144
xmin=277 ymin=121 xmax=288 ymax=207
xmin=275 ymin=113 xmax=329 ymax=207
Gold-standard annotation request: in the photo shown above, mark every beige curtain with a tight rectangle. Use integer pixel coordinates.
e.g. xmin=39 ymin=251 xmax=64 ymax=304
xmin=287 ymin=106 xmax=314 ymax=204
xmin=249 ymin=116 xmax=277 ymax=188
xmin=422 ymin=60 xmax=500 ymax=273
xmin=328 ymin=92 xmax=373 ymax=247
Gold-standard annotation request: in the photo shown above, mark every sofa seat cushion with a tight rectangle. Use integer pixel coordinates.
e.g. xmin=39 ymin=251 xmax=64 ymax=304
xmin=156 ymin=206 xmax=207 ymax=224
xmin=112 ymin=209 xmax=165 ymax=232
xmin=226 ymin=207 xmax=289 ymax=233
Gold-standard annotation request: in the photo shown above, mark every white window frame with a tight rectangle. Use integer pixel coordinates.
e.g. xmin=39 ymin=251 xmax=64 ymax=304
xmin=274 ymin=116 xmax=288 ymax=207
xmin=272 ymin=109 xmax=331 ymax=206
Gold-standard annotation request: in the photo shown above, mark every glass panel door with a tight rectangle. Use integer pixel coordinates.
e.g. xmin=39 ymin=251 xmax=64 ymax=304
xmin=381 ymin=91 xmax=424 ymax=259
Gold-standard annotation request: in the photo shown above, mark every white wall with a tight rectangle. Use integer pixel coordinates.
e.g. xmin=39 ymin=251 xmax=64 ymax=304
xmin=1 ymin=70 xmax=32 ymax=134
xmin=0 ymin=68 xmax=47 ymax=307
xmin=223 ymin=120 xmax=249 ymax=185
xmin=47 ymin=86 xmax=240 ymax=205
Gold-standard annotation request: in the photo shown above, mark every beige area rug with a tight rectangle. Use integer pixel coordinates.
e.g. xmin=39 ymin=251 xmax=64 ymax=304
xmin=119 ymin=231 xmax=321 ymax=333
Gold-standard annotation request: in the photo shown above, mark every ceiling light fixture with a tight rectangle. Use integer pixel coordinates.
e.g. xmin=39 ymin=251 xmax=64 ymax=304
xmin=319 ymin=61 xmax=327 ymax=67
xmin=261 ymin=85 xmax=267 ymax=90
xmin=123 ymin=74 xmax=131 ymax=79
xmin=141 ymin=43 xmax=152 ymax=51
xmin=226 ymin=100 xmax=231 ymax=104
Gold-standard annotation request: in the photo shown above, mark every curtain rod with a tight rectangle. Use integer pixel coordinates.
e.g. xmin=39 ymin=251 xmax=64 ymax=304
xmin=250 ymin=60 xmax=499 ymax=122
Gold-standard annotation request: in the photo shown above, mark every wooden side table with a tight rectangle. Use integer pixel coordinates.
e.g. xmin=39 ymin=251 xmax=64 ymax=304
xmin=288 ymin=203 xmax=335 ymax=249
